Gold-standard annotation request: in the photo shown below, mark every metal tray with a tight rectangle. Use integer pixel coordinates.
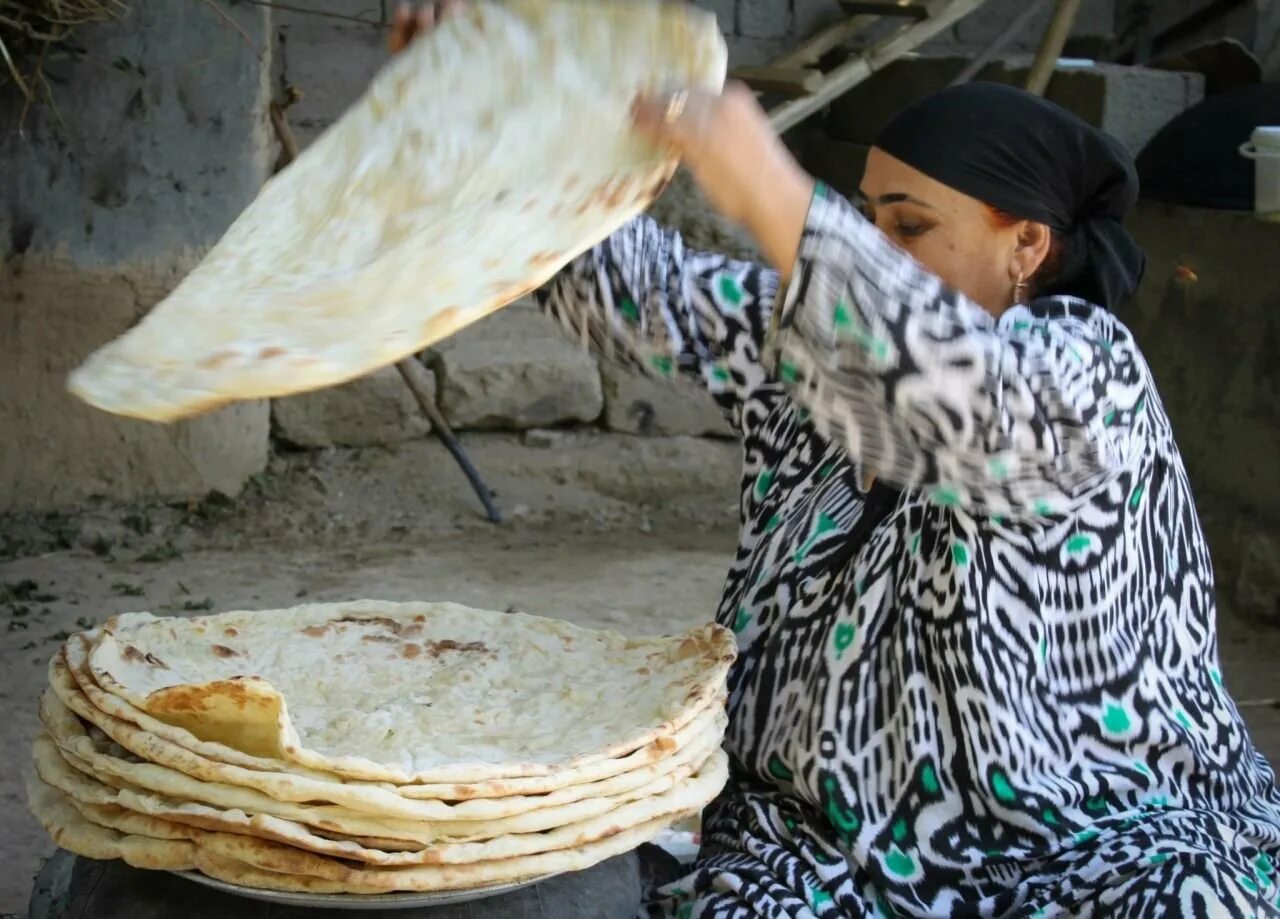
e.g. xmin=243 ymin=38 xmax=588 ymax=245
xmin=171 ymin=869 xmax=554 ymax=910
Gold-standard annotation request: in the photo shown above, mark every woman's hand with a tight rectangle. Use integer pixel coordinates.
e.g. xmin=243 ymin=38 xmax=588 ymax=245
xmin=388 ymin=0 xmax=460 ymax=54
xmin=633 ymin=85 xmax=815 ymax=279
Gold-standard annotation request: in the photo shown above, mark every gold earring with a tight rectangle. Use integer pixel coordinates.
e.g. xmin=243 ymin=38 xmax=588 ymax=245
xmin=1012 ymin=272 xmax=1028 ymax=306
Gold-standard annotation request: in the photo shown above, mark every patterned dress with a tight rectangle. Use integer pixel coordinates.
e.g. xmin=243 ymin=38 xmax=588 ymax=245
xmin=536 ymin=184 xmax=1280 ymax=917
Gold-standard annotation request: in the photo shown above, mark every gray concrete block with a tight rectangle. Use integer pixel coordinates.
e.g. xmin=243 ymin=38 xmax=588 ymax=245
xmin=272 ymin=367 xmax=432 ymax=449
xmin=936 ymin=0 xmax=1115 ymax=55
xmin=825 ymin=57 xmax=1203 ymax=154
xmin=0 ymin=260 xmax=270 ymax=513
xmin=739 ymin=0 xmax=792 ymax=39
xmin=601 ymin=365 xmax=734 ymax=438
xmin=431 ymin=306 xmax=604 ymax=430
xmin=792 ymin=0 xmax=844 ymax=40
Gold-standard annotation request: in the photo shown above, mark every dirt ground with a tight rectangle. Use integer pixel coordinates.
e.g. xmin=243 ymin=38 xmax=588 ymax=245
xmin=1 ymin=432 xmax=1277 ymax=916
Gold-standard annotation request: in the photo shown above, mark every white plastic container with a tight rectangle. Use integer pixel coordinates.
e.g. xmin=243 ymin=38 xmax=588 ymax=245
xmin=1239 ymin=126 xmax=1280 ymax=222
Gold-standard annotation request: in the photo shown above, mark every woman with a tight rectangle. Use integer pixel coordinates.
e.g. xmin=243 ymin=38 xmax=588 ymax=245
xmin=409 ymin=6 xmax=1280 ymax=917
xmin=47 ymin=11 xmax=1273 ymax=919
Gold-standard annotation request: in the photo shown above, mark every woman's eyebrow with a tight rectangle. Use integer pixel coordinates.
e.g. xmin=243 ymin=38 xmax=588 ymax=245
xmin=858 ymin=191 xmax=937 ymax=210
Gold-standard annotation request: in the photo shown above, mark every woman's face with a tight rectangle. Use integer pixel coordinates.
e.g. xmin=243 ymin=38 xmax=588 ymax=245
xmin=858 ymin=147 xmax=1051 ymax=315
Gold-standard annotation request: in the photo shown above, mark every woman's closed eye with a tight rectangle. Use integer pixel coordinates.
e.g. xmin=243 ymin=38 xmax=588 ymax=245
xmin=893 ymin=219 xmax=931 ymax=239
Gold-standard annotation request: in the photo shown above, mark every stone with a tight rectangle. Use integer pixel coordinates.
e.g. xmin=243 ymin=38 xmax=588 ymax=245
xmin=824 ymin=58 xmax=1204 ymax=154
xmin=272 ymin=366 xmax=432 ymax=448
xmin=738 ymin=0 xmax=792 ymax=39
xmin=600 ymin=364 xmax=735 ymax=438
xmin=431 ymin=306 xmax=604 ymax=430
xmin=1237 ymin=530 xmax=1280 ymax=627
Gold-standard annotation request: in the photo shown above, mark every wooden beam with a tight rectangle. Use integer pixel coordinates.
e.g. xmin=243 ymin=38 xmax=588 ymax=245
xmin=838 ymin=0 xmax=931 ymax=20
xmin=771 ymin=14 xmax=879 ymax=69
xmin=1025 ymin=0 xmax=1083 ymax=96
xmin=732 ymin=65 xmax=826 ymax=97
xmin=767 ymin=0 xmax=989 ymax=134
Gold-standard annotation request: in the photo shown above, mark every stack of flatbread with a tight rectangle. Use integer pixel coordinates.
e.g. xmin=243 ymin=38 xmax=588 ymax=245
xmin=28 ymin=601 xmax=735 ymax=896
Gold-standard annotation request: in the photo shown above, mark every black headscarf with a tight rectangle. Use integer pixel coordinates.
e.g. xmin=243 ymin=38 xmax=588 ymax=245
xmin=875 ymin=82 xmax=1146 ymax=309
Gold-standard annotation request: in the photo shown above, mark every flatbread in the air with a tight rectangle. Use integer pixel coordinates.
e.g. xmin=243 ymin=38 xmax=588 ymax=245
xmin=67 ymin=0 xmax=727 ymax=421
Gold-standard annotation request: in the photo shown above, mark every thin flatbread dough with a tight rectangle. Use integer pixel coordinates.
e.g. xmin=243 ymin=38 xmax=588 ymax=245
xmin=67 ymin=0 xmax=727 ymax=421
xmin=35 ymin=715 xmax=725 ymax=862
xmin=25 ymin=774 xmax=197 ymax=871
xmin=65 ymin=631 xmax=722 ymax=797
xmin=86 ymin=601 xmax=735 ymax=784
xmin=35 ymin=735 xmax=727 ymax=866
xmin=40 ymin=683 xmax=727 ymax=839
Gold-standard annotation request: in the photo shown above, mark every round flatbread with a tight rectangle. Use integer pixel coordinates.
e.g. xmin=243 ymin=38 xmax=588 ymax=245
xmin=86 ymin=601 xmax=735 ymax=784
xmin=67 ymin=0 xmax=727 ymax=421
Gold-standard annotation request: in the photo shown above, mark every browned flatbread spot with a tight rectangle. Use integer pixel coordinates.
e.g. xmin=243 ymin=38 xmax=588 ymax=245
xmin=528 ymin=251 xmax=559 ymax=268
xmin=197 ymin=351 xmax=237 ymax=370
xmin=211 ymin=644 xmax=240 ymax=658
xmin=402 ymin=643 xmax=421 ymax=660
xmin=301 ymin=625 xmax=329 ymax=638
xmin=223 ymin=628 xmax=238 ymax=638
xmin=257 ymin=347 xmax=286 ymax=359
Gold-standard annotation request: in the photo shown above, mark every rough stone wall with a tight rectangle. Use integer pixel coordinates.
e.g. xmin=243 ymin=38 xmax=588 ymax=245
xmin=0 ymin=0 xmax=275 ymax=513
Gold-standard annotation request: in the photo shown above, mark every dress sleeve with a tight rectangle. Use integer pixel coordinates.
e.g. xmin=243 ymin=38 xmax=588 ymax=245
xmin=534 ymin=216 xmax=779 ymax=433
xmin=773 ymin=183 xmax=1149 ymax=518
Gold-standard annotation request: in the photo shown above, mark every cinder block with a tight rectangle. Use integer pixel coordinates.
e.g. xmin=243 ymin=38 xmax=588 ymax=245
xmin=738 ymin=0 xmax=793 ymax=39
xmin=941 ymin=0 xmax=1116 ymax=55
xmin=825 ymin=57 xmax=1203 ymax=154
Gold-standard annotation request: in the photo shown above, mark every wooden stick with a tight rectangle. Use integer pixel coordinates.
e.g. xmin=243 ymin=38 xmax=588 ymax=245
xmin=731 ymin=66 xmax=826 ymax=97
xmin=1024 ymin=0 xmax=1083 ymax=96
xmin=267 ymin=90 xmax=503 ymax=524
xmin=767 ymin=0 xmax=988 ymax=134
xmin=396 ymin=359 xmax=503 ymax=524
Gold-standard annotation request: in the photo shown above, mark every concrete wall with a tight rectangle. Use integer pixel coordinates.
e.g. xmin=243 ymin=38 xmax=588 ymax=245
xmin=0 ymin=0 xmax=275 ymax=513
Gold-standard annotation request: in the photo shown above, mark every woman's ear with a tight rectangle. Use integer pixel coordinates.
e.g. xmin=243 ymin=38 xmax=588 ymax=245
xmin=1010 ymin=220 xmax=1052 ymax=284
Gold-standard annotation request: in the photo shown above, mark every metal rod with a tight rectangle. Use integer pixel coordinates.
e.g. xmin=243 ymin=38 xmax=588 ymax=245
xmin=1024 ymin=0 xmax=1083 ymax=96
xmin=950 ymin=0 xmax=1051 ymax=86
